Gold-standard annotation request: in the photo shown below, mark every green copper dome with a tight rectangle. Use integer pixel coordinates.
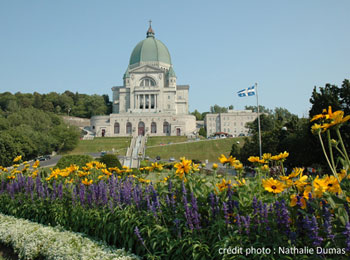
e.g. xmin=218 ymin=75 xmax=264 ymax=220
xmin=129 ymin=26 xmax=172 ymax=66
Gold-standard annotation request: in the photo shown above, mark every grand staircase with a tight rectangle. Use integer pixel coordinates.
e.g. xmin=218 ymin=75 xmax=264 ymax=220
xmin=123 ymin=135 xmax=146 ymax=168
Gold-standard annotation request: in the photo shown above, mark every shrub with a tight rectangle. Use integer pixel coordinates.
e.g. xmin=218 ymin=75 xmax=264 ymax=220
xmin=56 ymin=154 xmax=93 ymax=168
xmin=99 ymin=154 xmax=122 ymax=169
xmin=0 ymin=213 xmax=139 ymax=260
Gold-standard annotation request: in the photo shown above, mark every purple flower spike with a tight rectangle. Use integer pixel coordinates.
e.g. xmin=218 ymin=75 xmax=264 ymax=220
xmin=134 ymin=226 xmax=145 ymax=246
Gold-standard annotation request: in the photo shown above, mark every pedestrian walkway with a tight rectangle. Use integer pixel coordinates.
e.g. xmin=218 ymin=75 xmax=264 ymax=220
xmin=123 ymin=135 xmax=146 ymax=168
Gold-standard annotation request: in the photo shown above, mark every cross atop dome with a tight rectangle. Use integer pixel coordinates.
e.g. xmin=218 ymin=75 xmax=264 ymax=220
xmin=146 ymin=19 xmax=155 ymax=38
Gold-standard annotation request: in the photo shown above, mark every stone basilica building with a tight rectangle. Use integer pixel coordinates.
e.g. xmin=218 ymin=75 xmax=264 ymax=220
xmin=91 ymin=24 xmax=196 ymax=137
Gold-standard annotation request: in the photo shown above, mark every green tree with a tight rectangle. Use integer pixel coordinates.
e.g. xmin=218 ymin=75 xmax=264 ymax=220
xmin=210 ymin=104 xmax=228 ymax=113
xmin=191 ymin=109 xmax=202 ymax=120
xmin=245 ymin=105 xmax=273 ymax=114
xmin=198 ymin=127 xmax=206 ymax=137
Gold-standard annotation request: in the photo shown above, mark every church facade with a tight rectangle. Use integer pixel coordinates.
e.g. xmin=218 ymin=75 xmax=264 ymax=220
xmin=91 ymin=25 xmax=196 ymax=137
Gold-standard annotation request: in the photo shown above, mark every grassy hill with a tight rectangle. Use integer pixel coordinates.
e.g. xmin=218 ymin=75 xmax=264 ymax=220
xmin=145 ymin=137 xmax=245 ymax=163
xmin=66 ymin=137 xmax=131 ymax=154
xmin=64 ymin=136 xmax=245 ymax=163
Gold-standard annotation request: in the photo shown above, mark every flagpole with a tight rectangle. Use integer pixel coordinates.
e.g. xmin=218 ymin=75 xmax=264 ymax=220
xmin=255 ymin=82 xmax=262 ymax=158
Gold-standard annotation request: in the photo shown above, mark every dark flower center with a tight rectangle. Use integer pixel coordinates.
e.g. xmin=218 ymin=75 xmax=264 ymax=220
xmin=271 ymin=185 xmax=277 ymax=189
xmin=328 ymin=183 xmax=333 ymax=187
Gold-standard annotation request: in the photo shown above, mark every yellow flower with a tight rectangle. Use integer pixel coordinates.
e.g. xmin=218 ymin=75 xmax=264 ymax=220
xmin=262 ymin=153 xmax=272 ymax=161
xmin=59 ymin=169 xmax=70 ymax=177
xmin=218 ymin=154 xmax=238 ymax=166
xmin=290 ymin=194 xmax=307 ymax=209
xmin=270 ymin=151 xmax=289 ymax=161
xmin=31 ymin=170 xmax=38 ymax=178
xmin=216 ymin=178 xmax=232 ymax=192
xmin=77 ymin=170 xmax=89 ymax=177
xmin=13 ymin=155 xmax=22 ymax=162
xmin=248 ymin=156 xmax=265 ymax=164
xmin=109 ymin=167 xmax=122 ymax=174
xmin=32 ymin=160 xmax=40 ymax=169
xmin=233 ymin=178 xmax=246 ymax=187
xmin=288 ymin=168 xmax=304 ymax=178
xmin=192 ymin=163 xmax=200 ymax=172
xmin=311 ymin=123 xmax=322 ymax=134
xmin=67 ymin=164 xmax=79 ymax=173
xmin=98 ymin=175 xmax=106 ymax=180
xmin=150 ymin=162 xmax=163 ymax=171
xmin=82 ymin=178 xmax=93 ymax=186
xmin=311 ymin=106 xmax=350 ymax=132
xmin=46 ymin=168 xmax=61 ymax=181
xmin=234 ymin=163 xmax=243 ymax=170
xmin=86 ymin=161 xmax=105 ymax=169
xmin=313 ymin=175 xmax=327 ymax=197
xmin=174 ymin=158 xmax=192 ymax=179
xmin=65 ymin=178 xmax=74 ymax=184
xmin=303 ymin=185 xmax=313 ymax=199
xmin=339 ymin=169 xmax=347 ymax=181
xmin=212 ymin=163 xmax=218 ymax=170
xmin=138 ymin=178 xmax=151 ymax=183
xmin=101 ymin=168 xmax=112 ymax=176
xmin=262 ymin=178 xmax=285 ymax=194
xmin=261 ymin=164 xmax=269 ymax=171
xmin=324 ymin=175 xmax=342 ymax=194
xmin=294 ymin=173 xmax=308 ymax=191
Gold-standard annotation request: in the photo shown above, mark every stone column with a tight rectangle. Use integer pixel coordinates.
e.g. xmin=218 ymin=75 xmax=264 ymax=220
xmin=148 ymin=94 xmax=151 ymax=112
xmin=143 ymin=95 xmax=145 ymax=111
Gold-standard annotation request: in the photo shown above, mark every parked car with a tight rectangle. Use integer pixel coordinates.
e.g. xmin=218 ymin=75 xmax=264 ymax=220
xmin=100 ymin=151 xmax=107 ymax=156
xmin=37 ymin=155 xmax=51 ymax=161
xmin=156 ymin=155 xmax=161 ymax=161
xmin=169 ymin=157 xmax=176 ymax=162
xmin=192 ymin=159 xmax=202 ymax=164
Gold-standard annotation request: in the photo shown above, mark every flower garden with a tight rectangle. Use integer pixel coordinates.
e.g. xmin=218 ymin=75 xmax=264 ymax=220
xmin=0 ymin=107 xmax=350 ymax=259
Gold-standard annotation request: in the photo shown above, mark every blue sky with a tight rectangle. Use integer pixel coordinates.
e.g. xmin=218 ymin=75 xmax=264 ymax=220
xmin=0 ymin=0 xmax=349 ymax=117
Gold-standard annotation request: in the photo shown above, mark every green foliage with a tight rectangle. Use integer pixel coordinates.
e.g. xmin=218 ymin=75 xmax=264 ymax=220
xmin=99 ymin=154 xmax=122 ymax=168
xmin=198 ymin=127 xmax=206 ymax=137
xmin=0 ymin=91 xmax=111 ymax=118
xmin=56 ymin=154 xmax=93 ymax=169
xmin=229 ymin=142 xmax=240 ymax=159
xmin=191 ymin=109 xmax=202 ymax=120
xmin=0 ymin=108 xmax=80 ymax=166
xmin=309 ymin=79 xmax=350 ymax=154
xmin=209 ymin=104 xmax=228 ymax=113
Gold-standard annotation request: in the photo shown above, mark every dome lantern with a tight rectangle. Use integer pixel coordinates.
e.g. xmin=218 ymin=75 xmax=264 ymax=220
xmin=129 ymin=23 xmax=172 ymax=67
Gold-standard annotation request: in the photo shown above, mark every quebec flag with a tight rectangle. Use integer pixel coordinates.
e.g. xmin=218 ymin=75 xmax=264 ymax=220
xmin=237 ymin=85 xmax=256 ymax=97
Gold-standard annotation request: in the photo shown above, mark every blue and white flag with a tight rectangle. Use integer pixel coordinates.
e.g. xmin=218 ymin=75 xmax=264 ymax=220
xmin=237 ymin=86 xmax=256 ymax=97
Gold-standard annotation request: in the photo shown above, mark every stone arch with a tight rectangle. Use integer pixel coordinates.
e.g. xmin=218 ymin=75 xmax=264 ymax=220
xmin=126 ymin=122 xmax=132 ymax=134
xmin=138 ymin=121 xmax=145 ymax=136
xmin=114 ymin=122 xmax=120 ymax=134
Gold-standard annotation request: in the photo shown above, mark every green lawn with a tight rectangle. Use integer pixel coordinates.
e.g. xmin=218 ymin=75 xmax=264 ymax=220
xmin=67 ymin=137 xmax=131 ymax=154
xmin=145 ymin=137 xmax=245 ymax=163
xmin=145 ymin=136 xmax=188 ymax=146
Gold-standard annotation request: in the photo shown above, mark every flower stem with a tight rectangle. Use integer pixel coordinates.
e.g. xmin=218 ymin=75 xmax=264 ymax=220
xmin=318 ymin=132 xmax=339 ymax=181
xmin=336 ymin=128 xmax=350 ymax=167
xmin=327 ymin=130 xmax=336 ymax=170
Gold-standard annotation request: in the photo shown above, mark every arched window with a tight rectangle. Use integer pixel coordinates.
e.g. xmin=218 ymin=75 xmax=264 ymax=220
xmin=114 ymin=122 xmax=120 ymax=134
xmin=151 ymin=122 xmax=157 ymax=133
xmin=126 ymin=122 xmax=132 ymax=134
xmin=140 ymin=77 xmax=156 ymax=87
xmin=138 ymin=121 xmax=145 ymax=136
xmin=163 ymin=122 xmax=170 ymax=134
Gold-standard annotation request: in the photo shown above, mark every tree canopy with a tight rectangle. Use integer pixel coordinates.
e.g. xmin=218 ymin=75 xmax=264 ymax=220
xmin=0 ymin=107 xmax=80 ymax=166
xmin=0 ymin=91 xmax=111 ymax=118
